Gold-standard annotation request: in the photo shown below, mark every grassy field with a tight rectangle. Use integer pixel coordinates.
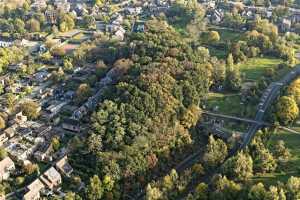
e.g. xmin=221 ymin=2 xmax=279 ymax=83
xmin=205 ymin=92 xmax=256 ymax=117
xmin=205 ymin=92 xmax=256 ymax=132
xmin=238 ymin=57 xmax=283 ymax=80
xmin=252 ymin=126 xmax=300 ymax=185
xmin=208 ymin=26 xmax=241 ymax=43
xmin=207 ymin=26 xmax=242 ymax=59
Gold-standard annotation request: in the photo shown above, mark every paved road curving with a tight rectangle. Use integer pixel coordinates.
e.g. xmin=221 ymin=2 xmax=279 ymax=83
xmin=135 ymin=66 xmax=300 ymax=200
xmin=239 ymin=66 xmax=300 ymax=151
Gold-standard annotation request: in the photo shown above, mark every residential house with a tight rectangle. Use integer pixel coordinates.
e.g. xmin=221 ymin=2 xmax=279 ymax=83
xmin=3 ymin=124 xmax=18 ymax=138
xmin=12 ymin=112 xmax=28 ymax=125
xmin=34 ymin=70 xmax=51 ymax=83
xmin=45 ymin=10 xmax=57 ymax=24
xmin=6 ymin=136 xmax=43 ymax=164
xmin=280 ymin=18 xmax=292 ymax=32
xmin=125 ymin=7 xmax=142 ymax=15
xmin=111 ymin=14 xmax=124 ymax=26
xmin=208 ymin=9 xmax=224 ymax=24
xmin=40 ymin=167 xmax=62 ymax=190
xmin=55 ymin=0 xmax=71 ymax=13
xmin=0 ymin=75 xmax=9 ymax=86
xmin=23 ymin=179 xmax=45 ymax=200
xmin=0 ymin=132 xmax=8 ymax=146
xmin=43 ymin=101 xmax=68 ymax=120
xmin=55 ymin=156 xmax=73 ymax=177
xmin=6 ymin=142 xmax=29 ymax=164
xmin=8 ymin=63 xmax=24 ymax=72
xmin=5 ymin=82 xmax=22 ymax=94
xmin=132 ymin=21 xmax=146 ymax=32
xmin=20 ymin=40 xmax=40 ymax=53
xmin=0 ymin=157 xmax=15 ymax=181
xmin=34 ymin=143 xmax=54 ymax=162
xmin=291 ymin=14 xmax=300 ymax=24
xmin=31 ymin=0 xmax=47 ymax=11
xmin=62 ymin=118 xmax=80 ymax=132
xmin=113 ymin=27 xmax=126 ymax=41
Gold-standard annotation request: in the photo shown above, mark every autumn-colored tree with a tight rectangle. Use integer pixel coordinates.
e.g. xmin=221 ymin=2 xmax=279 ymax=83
xmin=76 ymin=83 xmax=92 ymax=104
xmin=248 ymin=182 xmax=268 ymax=200
xmin=211 ymin=175 xmax=242 ymax=200
xmin=273 ymin=140 xmax=291 ymax=164
xmin=24 ymin=163 xmax=39 ymax=175
xmin=208 ymin=31 xmax=220 ymax=43
xmin=180 ymin=104 xmax=201 ymax=129
xmin=286 ymin=176 xmax=300 ymax=199
xmin=0 ymin=148 xmax=7 ymax=160
xmin=51 ymin=46 xmax=66 ymax=57
xmin=146 ymin=184 xmax=163 ymax=200
xmin=276 ymin=96 xmax=299 ymax=125
xmin=51 ymin=136 xmax=60 ymax=151
xmin=287 ymin=78 xmax=300 ymax=105
xmin=203 ymin=135 xmax=228 ymax=168
xmin=0 ymin=116 xmax=5 ymax=130
xmin=87 ymin=134 xmax=103 ymax=154
xmin=53 ymin=67 xmax=66 ymax=82
xmin=20 ymin=100 xmax=40 ymax=120
xmin=194 ymin=182 xmax=208 ymax=200
xmin=223 ymin=151 xmax=253 ymax=181
xmin=266 ymin=185 xmax=286 ymax=200
xmin=64 ymin=192 xmax=76 ymax=200
xmin=86 ymin=175 xmax=103 ymax=200
xmin=254 ymin=148 xmax=277 ymax=173
xmin=26 ymin=18 xmax=40 ymax=32
xmin=6 ymin=93 xmax=17 ymax=112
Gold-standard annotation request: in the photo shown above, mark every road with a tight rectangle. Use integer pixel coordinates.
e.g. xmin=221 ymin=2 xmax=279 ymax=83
xmin=174 ymin=66 xmax=300 ymax=199
xmin=202 ymin=111 xmax=268 ymax=125
xmin=239 ymin=66 xmax=300 ymax=150
xmin=135 ymin=67 xmax=300 ymax=200
xmin=203 ymin=111 xmax=300 ymax=134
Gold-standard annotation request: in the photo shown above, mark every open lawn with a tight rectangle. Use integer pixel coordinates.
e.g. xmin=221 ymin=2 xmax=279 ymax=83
xmin=205 ymin=92 xmax=255 ymax=132
xmin=208 ymin=25 xmax=241 ymax=43
xmin=238 ymin=57 xmax=283 ymax=80
xmin=205 ymin=92 xmax=256 ymax=118
xmin=252 ymin=126 xmax=300 ymax=185
xmin=207 ymin=26 xmax=242 ymax=59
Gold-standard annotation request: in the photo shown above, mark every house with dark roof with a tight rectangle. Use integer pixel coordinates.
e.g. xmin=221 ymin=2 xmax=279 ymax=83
xmin=55 ymin=155 xmax=73 ymax=177
xmin=62 ymin=118 xmax=80 ymax=132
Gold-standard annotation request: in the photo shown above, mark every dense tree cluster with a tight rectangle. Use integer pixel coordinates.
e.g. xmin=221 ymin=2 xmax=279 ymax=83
xmin=0 ymin=46 xmax=24 ymax=74
xmin=186 ymin=175 xmax=300 ymax=200
xmin=20 ymin=100 xmax=41 ymax=120
xmin=69 ymin=18 xmax=224 ymax=198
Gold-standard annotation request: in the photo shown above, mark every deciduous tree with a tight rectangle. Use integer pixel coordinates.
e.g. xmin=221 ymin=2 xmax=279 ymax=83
xmin=276 ymin=96 xmax=299 ymax=125
xmin=203 ymin=135 xmax=228 ymax=168
xmin=20 ymin=100 xmax=40 ymax=120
